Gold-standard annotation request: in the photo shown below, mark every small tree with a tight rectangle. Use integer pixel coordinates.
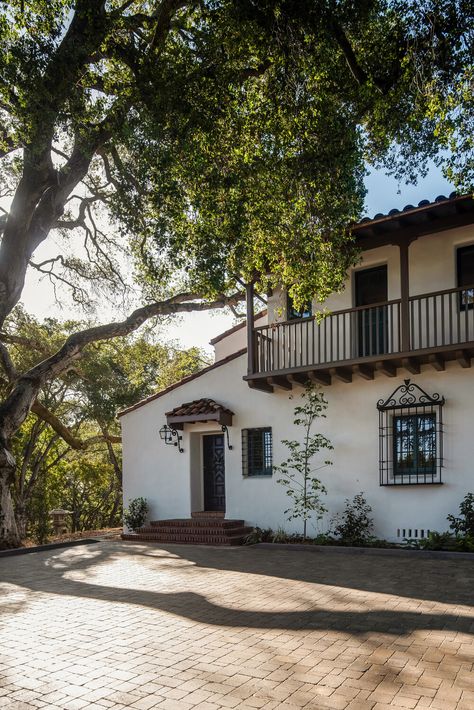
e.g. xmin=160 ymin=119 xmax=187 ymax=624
xmin=275 ymin=383 xmax=333 ymax=539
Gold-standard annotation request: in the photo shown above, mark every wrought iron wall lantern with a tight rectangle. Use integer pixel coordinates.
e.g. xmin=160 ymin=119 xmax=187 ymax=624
xmin=221 ymin=425 xmax=233 ymax=450
xmin=159 ymin=425 xmax=184 ymax=453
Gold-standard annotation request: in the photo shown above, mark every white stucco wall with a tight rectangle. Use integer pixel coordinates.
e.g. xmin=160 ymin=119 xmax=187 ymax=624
xmin=213 ymin=311 xmax=267 ymax=361
xmin=121 ymin=351 xmax=474 ymax=542
xmin=317 ymin=223 xmax=474 ymax=314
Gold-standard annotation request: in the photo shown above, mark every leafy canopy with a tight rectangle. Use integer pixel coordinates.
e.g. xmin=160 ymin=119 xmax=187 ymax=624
xmin=1 ymin=1 xmax=472 ymax=312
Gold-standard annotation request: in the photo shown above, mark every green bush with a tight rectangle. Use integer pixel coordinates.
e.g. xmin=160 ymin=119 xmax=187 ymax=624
xmin=244 ymin=527 xmax=274 ymax=545
xmin=331 ymin=492 xmax=374 ymax=546
xmin=447 ymin=493 xmax=474 ymax=536
xmin=123 ymin=497 xmax=148 ymax=532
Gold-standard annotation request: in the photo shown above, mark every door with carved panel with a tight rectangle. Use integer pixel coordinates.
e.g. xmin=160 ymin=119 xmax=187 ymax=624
xmin=203 ymin=434 xmax=226 ymax=511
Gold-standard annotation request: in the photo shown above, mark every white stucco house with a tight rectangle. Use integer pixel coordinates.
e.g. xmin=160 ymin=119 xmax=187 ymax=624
xmin=119 ymin=193 xmax=474 ymax=543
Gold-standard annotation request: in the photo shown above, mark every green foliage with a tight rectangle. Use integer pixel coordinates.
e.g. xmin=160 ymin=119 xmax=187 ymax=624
xmin=447 ymin=492 xmax=474 ymax=537
xmin=3 ymin=309 xmax=206 ymax=541
xmin=123 ymin=497 xmax=148 ymax=533
xmin=1 ymin=1 xmax=472 ymax=314
xmin=330 ymin=492 xmax=374 ymax=546
xmin=275 ymin=382 xmax=333 ymax=538
xmin=243 ymin=527 xmax=274 ymax=545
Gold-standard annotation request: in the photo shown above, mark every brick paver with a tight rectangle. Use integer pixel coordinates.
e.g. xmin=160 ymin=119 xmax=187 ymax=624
xmin=1 ymin=542 xmax=474 ymax=709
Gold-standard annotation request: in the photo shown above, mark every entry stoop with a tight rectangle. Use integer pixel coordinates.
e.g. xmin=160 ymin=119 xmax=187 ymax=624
xmin=121 ymin=512 xmax=252 ymax=546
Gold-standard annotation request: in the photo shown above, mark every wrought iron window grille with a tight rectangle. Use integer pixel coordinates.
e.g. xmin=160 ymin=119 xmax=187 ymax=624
xmin=242 ymin=427 xmax=273 ymax=477
xmin=377 ymin=379 xmax=444 ymax=486
xmin=158 ymin=424 xmax=184 ymax=453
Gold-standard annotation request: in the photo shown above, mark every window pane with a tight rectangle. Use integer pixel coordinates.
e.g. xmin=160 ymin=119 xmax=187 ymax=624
xmin=394 ymin=416 xmax=416 ymax=473
xmin=243 ymin=428 xmax=272 ymax=476
xmin=393 ymin=414 xmax=436 ymax=476
xmin=417 ymin=415 xmax=436 ymax=472
xmin=287 ymin=295 xmax=312 ymax=320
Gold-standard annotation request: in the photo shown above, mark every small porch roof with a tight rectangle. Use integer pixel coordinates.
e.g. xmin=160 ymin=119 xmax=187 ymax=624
xmin=165 ymin=398 xmax=234 ymax=429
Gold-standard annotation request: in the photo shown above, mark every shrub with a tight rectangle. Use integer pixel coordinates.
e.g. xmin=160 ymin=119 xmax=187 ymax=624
xmin=123 ymin=497 xmax=148 ymax=532
xmin=447 ymin=493 xmax=474 ymax=536
xmin=272 ymin=527 xmax=289 ymax=543
xmin=331 ymin=492 xmax=374 ymax=546
xmin=416 ymin=531 xmax=474 ymax=552
xmin=244 ymin=527 xmax=274 ymax=545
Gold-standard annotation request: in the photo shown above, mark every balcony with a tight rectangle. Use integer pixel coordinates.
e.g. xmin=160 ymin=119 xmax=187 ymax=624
xmin=245 ymin=284 xmax=474 ymax=391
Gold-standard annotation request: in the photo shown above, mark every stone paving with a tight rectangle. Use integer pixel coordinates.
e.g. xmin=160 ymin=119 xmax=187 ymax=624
xmin=1 ymin=542 xmax=474 ymax=710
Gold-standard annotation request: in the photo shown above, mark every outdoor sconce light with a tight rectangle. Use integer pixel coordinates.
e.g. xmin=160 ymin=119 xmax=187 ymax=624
xmin=159 ymin=424 xmax=184 ymax=453
xmin=221 ymin=425 xmax=233 ymax=450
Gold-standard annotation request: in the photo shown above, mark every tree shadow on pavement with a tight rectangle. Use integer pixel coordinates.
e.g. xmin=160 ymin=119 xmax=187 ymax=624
xmin=1 ymin=541 xmax=474 ymax=640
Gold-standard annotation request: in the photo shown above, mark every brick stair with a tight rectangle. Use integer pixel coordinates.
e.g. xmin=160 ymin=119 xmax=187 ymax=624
xmin=121 ymin=511 xmax=252 ymax=546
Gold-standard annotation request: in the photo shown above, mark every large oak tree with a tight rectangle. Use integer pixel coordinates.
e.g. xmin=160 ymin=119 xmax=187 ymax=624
xmin=0 ymin=0 xmax=472 ymax=545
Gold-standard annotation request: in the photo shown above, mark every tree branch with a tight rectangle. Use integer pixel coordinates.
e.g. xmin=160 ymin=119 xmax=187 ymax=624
xmin=31 ymin=400 xmax=121 ymax=450
xmin=0 ymin=340 xmax=17 ymax=382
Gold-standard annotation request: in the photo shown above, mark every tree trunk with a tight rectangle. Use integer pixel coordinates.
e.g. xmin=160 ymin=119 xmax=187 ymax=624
xmin=0 ymin=441 xmax=20 ymax=548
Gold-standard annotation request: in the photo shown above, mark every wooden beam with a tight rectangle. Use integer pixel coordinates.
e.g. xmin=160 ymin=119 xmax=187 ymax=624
xmin=246 ymin=282 xmax=255 ymax=376
xmin=267 ymin=376 xmax=292 ymax=391
xmin=247 ymin=379 xmax=274 ymax=393
xmin=288 ymin=373 xmax=311 ymax=387
xmin=376 ymin=360 xmax=397 ymax=377
xmin=352 ymin=364 xmax=374 ymax=380
xmin=330 ymin=367 xmax=352 ymax=383
xmin=428 ymin=353 xmax=445 ymax=371
xmin=308 ymin=371 xmax=331 ymax=386
xmin=402 ymin=357 xmax=420 ymax=375
xmin=399 ymin=240 xmax=411 ymax=353
xmin=456 ymin=350 xmax=471 ymax=368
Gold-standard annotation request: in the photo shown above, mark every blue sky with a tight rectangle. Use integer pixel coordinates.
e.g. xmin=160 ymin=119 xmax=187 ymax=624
xmin=364 ymin=162 xmax=454 ymax=217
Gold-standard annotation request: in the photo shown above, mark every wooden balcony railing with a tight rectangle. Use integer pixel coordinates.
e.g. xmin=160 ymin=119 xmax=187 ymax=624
xmin=251 ymin=284 xmax=474 ymax=377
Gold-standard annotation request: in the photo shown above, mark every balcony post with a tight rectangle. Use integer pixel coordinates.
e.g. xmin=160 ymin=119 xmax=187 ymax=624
xmin=246 ymin=281 xmax=255 ymax=375
xmin=399 ymin=239 xmax=410 ymax=352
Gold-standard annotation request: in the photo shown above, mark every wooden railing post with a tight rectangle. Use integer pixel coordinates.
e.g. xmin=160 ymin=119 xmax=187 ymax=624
xmin=400 ymin=239 xmax=411 ymax=352
xmin=246 ymin=281 xmax=255 ymax=375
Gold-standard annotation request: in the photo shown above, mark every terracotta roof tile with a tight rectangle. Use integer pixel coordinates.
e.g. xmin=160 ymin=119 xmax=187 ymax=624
xmin=166 ymin=399 xmax=234 ymax=418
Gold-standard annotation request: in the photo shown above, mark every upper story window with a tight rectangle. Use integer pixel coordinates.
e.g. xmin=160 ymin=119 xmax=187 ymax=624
xmin=242 ymin=427 xmax=272 ymax=477
xmin=457 ymin=244 xmax=474 ymax=310
xmin=287 ymin=294 xmax=312 ymax=320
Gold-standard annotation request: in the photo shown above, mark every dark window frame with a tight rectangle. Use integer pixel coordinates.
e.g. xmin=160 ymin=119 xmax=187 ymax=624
xmin=457 ymin=244 xmax=474 ymax=311
xmin=287 ymin=294 xmax=312 ymax=321
xmin=242 ymin=427 xmax=273 ymax=477
xmin=393 ymin=413 xmax=436 ymax=478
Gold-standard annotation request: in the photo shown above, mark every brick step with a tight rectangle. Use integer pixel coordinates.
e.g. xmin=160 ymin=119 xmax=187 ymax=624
xmin=147 ymin=518 xmax=244 ymax=529
xmin=191 ymin=511 xmax=225 ymax=519
xmin=139 ymin=525 xmax=252 ymax=537
xmin=121 ymin=532 xmax=248 ymax=546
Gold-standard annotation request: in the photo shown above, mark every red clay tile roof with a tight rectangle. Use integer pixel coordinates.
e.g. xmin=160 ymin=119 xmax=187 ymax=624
xmin=166 ymin=398 xmax=234 ymax=418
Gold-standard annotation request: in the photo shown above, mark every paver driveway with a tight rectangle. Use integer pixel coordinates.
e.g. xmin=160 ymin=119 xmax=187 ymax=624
xmin=1 ymin=542 xmax=474 ymax=710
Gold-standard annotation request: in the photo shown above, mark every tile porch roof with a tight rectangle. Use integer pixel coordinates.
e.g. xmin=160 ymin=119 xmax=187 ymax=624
xmin=166 ymin=399 xmax=234 ymax=419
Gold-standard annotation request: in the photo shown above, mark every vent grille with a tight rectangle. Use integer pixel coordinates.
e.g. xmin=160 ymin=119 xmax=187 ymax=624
xmin=397 ymin=528 xmax=430 ymax=540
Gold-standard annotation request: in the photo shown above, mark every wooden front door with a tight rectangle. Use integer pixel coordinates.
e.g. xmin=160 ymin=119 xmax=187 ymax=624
xmin=355 ymin=265 xmax=388 ymax=357
xmin=203 ymin=434 xmax=226 ymax=511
